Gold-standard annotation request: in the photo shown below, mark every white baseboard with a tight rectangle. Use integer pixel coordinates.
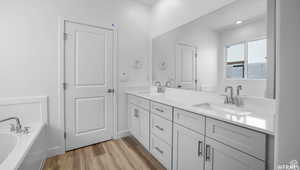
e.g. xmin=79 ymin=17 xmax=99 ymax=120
xmin=47 ymin=146 xmax=65 ymax=158
xmin=116 ymin=130 xmax=130 ymax=139
xmin=47 ymin=131 xmax=130 ymax=158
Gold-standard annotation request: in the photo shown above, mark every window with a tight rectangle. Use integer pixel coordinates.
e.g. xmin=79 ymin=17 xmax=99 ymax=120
xmin=225 ymin=43 xmax=245 ymax=79
xmin=225 ymin=38 xmax=267 ymax=79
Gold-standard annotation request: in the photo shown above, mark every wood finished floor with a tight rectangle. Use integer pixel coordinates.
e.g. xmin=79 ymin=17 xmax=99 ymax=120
xmin=43 ymin=136 xmax=166 ymax=170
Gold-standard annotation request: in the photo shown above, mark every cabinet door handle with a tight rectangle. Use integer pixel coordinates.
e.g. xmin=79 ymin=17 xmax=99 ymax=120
xmin=205 ymin=144 xmax=211 ymax=161
xmin=155 ymin=147 xmax=164 ymax=154
xmin=198 ymin=141 xmax=203 ymax=156
xmin=155 ymin=108 xmax=164 ymax=112
xmin=155 ymin=125 xmax=164 ymax=131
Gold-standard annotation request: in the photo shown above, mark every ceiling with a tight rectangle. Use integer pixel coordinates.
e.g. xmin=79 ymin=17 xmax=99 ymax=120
xmin=135 ymin=0 xmax=158 ymax=6
xmin=206 ymin=0 xmax=267 ymax=31
xmin=182 ymin=0 xmax=266 ymax=31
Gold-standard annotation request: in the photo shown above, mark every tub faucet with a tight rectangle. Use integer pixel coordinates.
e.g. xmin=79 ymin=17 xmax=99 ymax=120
xmin=0 ymin=117 xmax=22 ymax=133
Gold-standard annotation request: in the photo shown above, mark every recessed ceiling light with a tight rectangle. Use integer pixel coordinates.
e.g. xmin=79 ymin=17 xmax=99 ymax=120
xmin=236 ymin=20 xmax=243 ymax=25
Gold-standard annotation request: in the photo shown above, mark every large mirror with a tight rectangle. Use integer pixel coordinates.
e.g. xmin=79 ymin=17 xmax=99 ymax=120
xmin=152 ymin=0 xmax=276 ymax=99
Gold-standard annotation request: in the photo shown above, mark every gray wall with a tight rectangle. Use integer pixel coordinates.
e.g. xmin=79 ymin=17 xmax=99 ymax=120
xmin=277 ymin=0 xmax=300 ymax=165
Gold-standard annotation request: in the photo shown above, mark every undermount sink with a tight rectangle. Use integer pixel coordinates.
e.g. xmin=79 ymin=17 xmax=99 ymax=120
xmin=192 ymin=103 xmax=252 ymax=116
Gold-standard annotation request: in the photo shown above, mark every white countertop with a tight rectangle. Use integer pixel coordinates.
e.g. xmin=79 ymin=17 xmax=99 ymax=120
xmin=126 ymin=89 xmax=276 ymax=135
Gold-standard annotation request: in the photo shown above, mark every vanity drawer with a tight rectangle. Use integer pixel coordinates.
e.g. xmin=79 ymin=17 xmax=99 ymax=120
xmin=151 ymin=114 xmax=172 ymax=145
xmin=206 ymin=118 xmax=266 ymax=160
xmin=150 ymin=135 xmax=172 ymax=170
xmin=128 ymin=95 xmax=150 ymax=110
xmin=174 ymin=108 xmax=205 ymax=135
xmin=151 ymin=102 xmax=173 ymax=120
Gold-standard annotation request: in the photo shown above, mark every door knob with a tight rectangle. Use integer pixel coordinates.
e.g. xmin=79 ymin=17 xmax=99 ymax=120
xmin=107 ymin=89 xmax=115 ymax=93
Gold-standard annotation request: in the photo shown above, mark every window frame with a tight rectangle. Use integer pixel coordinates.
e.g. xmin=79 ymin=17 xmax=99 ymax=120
xmin=224 ymin=36 xmax=267 ymax=80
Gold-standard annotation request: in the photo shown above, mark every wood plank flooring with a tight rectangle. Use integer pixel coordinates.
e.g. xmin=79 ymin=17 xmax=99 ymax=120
xmin=43 ymin=136 xmax=166 ymax=170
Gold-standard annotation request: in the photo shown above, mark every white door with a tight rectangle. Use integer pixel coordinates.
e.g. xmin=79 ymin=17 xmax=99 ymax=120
xmin=175 ymin=43 xmax=197 ymax=90
xmin=173 ymin=124 xmax=205 ymax=170
xmin=204 ymin=138 xmax=265 ymax=170
xmin=65 ymin=21 xmax=114 ymax=150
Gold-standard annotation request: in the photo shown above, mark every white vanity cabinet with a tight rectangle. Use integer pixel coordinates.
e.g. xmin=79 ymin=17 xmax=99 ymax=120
xmin=127 ymin=94 xmax=269 ymax=170
xmin=173 ymin=124 xmax=205 ymax=170
xmin=128 ymin=95 xmax=150 ymax=150
xmin=204 ymin=137 xmax=265 ymax=170
xmin=173 ymin=108 xmax=266 ymax=170
xmin=206 ymin=118 xmax=266 ymax=160
xmin=150 ymin=102 xmax=173 ymax=170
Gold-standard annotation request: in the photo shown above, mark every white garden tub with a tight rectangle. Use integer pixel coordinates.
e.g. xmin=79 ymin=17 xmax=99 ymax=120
xmin=0 ymin=123 xmax=47 ymax=170
xmin=0 ymin=133 xmax=18 ymax=164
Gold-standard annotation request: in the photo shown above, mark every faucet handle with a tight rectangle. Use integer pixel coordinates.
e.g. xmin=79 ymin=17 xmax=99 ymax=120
xmin=154 ymin=81 xmax=162 ymax=87
xmin=236 ymin=85 xmax=243 ymax=96
xmin=165 ymin=81 xmax=172 ymax=87
xmin=221 ymin=94 xmax=229 ymax=104
xmin=23 ymin=126 xmax=30 ymax=134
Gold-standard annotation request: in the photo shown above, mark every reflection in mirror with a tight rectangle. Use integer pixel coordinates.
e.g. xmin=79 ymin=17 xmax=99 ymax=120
xmin=152 ymin=0 xmax=276 ymax=98
xmin=225 ymin=38 xmax=267 ymax=79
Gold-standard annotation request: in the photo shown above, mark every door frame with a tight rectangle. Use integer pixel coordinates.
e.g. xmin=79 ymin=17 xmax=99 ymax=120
xmin=58 ymin=17 xmax=119 ymax=152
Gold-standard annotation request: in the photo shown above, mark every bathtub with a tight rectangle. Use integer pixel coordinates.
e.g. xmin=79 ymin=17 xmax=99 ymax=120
xmin=0 ymin=122 xmax=47 ymax=170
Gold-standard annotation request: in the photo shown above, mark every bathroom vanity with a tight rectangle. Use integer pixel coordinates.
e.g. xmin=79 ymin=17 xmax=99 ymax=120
xmin=127 ymin=89 xmax=275 ymax=170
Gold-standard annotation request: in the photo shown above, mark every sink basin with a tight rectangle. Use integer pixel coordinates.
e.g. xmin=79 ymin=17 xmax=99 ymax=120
xmin=192 ymin=103 xmax=251 ymax=116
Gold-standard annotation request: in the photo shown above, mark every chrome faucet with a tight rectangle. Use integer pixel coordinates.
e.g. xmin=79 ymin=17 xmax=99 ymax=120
xmin=236 ymin=85 xmax=242 ymax=96
xmin=0 ymin=117 xmax=23 ymax=133
xmin=223 ymin=85 xmax=244 ymax=107
xmin=224 ymin=86 xmax=234 ymax=104
xmin=235 ymin=85 xmax=243 ymax=107
xmin=165 ymin=80 xmax=172 ymax=88
xmin=154 ymin=81 xmax=165 ymax=93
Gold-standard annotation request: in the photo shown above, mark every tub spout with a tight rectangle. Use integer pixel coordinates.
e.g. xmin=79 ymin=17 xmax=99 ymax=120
xmin=0 ymin=117 xmax=22 ymax=133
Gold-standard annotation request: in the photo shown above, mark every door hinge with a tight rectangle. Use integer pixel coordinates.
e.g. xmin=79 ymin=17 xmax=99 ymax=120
xmin=64 ymin=33 xmax=68 ymax=40
xmin=63 ymin=82 xmax=67 ymax=90
xmin=64 ymin=131 xmax=66 ymax=139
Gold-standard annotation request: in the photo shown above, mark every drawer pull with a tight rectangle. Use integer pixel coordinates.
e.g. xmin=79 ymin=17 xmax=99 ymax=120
xmin=155 ymin=108 xmax=164 ymax=112
xmin=198 ymin=141 xmax=203 ymax=156
xmin=155 ymin=147 xmax=164 ymax=154
xmin=205 ymin=144 xmax=211 ymax=161
xmin=155 ymin=125 xmax=164 ymax=131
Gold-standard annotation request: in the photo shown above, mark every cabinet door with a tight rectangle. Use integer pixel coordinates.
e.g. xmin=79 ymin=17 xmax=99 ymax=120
xmin=204 ymin=138 xmax=265 ymax=170
xmin=138 ymin=107 xmax=150 ymax=150
xmin=128 ymin=104 xmax=150 ymax=150
xmin=129 ymin=104 xmax=140 ymax=140
xmin=173 ymin=124 xmax=205 ymax=170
